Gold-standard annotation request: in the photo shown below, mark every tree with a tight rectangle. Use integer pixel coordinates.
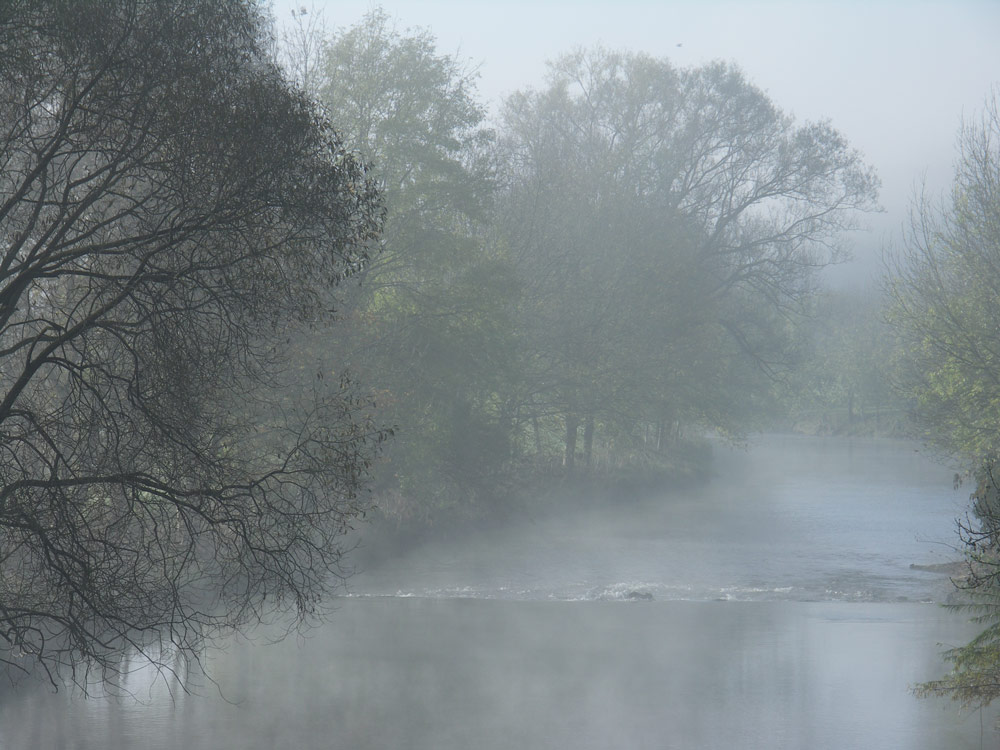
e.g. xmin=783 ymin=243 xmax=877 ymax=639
xmin=0 ymin=0 xmax=384 ymax=687
xmin=496 ymin=49 xmax=879 ymax=470
xmin=277 ymin=5 xmax=329 ymax=98
xmin=888 ymin=91 xmax=1000 ymax=708
xmin=888 ymin=95 xmax=1000 ymax=464
xmin=781 ymin=286 xmax=902 ymax=435
xmin=317 ymin=10 xmax=517 ymax=521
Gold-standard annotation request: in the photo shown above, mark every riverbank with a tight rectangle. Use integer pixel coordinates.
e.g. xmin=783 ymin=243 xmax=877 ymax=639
xmin=353 ymin=437 xmax=715 ymax=569
xmin=776 ymin=411 xmax=913 ymax=439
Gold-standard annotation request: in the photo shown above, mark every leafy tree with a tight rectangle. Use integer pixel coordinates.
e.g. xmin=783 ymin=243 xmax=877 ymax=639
xmin=0 ymin=0 xmax=384 ymax=686
xmin=781 ymin=286 xmax=902 ymax=434
xmin=888 ymin=91 xmax=1000 ymax=708
xmin=888 ymin=96 xmax=1000 ymax=464
xmin=316 ymin=10 xmax=516 ymax=521
xmin=497 ymin=49 xmax=879 ymax=470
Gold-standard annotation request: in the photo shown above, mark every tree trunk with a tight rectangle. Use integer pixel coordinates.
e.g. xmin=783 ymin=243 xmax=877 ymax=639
xmin=564 ymin=413 xmax=579 ymax=474
xmin=583 ymin=415 xmax=594 ymax=470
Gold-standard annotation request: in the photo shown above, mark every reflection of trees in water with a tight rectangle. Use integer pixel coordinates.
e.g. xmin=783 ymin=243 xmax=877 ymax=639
xmin=8 ymin=600 xmax=993 ymax=749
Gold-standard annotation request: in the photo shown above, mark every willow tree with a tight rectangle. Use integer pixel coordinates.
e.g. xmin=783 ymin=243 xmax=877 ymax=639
xmin=497 ymin=49 xmax=879 ymax=469
xmin=0 ymin=0 xmax=384 ymax=686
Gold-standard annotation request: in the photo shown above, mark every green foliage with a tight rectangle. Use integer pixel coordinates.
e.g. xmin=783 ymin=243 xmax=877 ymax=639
xmin=887 ymin=95 xmax=1000 ymax=462
xmin=496 ymin=48 xmax=877 ymax=469
xmin=916 ymin=464 xmax=1000 ymax=709
xmin=915 ymin=606 xmax=1000 ymax=708
xmin=315 ymin=10 xmax=517 ymax=522
xmin=888 ymin=91 xmax=1000 ymax=706
xmin=779 ymin=286 xmax=905 ymax=435
xmin=304 ymin=16 xmax=876 ymax=524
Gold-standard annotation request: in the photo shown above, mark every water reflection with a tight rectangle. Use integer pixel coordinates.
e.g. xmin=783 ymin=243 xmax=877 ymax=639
xmin=1 ymin=599 xmax=996 ymax=749
xmin=349 ymin=436 xmax=966 ymax=604
xmin=1 ymin=437 xmax=995 ymax=748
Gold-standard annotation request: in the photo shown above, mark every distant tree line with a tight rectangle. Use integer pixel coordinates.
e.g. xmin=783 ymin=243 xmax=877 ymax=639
xmin=302 ymin=9 xmax=879 ymax=524
xmin=773 ymin=285 xmax=907 ymax=437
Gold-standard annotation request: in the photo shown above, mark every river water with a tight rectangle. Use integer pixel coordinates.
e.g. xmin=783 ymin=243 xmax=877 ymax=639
xmin=3 ymin=435 xmax=998 ymax=748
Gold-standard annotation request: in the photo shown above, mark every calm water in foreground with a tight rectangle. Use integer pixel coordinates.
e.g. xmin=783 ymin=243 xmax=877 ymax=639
xmin=3 ymin=435 xmax=999 ymax=748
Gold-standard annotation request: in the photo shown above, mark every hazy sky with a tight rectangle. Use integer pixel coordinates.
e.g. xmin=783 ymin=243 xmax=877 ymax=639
xmin=272 ymin=0 xmax=1000 ymax=282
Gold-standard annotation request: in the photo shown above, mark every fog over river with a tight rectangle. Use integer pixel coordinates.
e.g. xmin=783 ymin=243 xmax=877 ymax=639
xmin=3 ymin=435 xmax=998 ymax=748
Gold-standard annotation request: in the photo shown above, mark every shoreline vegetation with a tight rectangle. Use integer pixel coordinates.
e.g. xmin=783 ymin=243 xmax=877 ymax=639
xmin=353 ymin=436 xmax=715 ymax=567
xmin=778 ymin=411 xmax=912 ymax=440
xmin=352 ymin=432 xmax=965 ymax=583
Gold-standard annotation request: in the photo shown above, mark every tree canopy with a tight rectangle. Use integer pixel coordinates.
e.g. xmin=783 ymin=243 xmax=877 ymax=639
xmin=888 ymin=92 xmax=1000 ymax=708
xmin=315 ymin=10 xmax=518 ymax=520
xmin=496 ymin=49 xmax=879 ymax=469
xmin=888 ymin=94 xmax=1000 ymax=464
xmin=0 ymin=0 xmax=384 ymax=686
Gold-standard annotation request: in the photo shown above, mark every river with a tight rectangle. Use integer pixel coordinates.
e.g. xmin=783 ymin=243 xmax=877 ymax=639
xmin=2 ymin=435 xmax=998 ymax=748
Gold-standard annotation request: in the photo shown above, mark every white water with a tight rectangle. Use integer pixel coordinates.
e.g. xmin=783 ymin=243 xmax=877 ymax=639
xmin=2 ymin=435 xmax=997 ymax=749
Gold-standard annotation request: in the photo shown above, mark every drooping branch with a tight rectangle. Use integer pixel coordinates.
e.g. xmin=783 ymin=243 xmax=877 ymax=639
xmin=0 ymin=0 xmax=386 ymax=688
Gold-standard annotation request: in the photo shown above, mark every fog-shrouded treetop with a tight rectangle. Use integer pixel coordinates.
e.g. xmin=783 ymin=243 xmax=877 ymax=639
xmin=497 ymin=47 xmax=878 ymax=467
xmin=271 ymin=0 xmax=999 ymax=286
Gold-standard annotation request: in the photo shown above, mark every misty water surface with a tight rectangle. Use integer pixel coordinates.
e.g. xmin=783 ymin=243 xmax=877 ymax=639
xmin=2 ymin=435 xmax=996 ymax=749
xmin=350 ymin=435 xmax=967 ymax=604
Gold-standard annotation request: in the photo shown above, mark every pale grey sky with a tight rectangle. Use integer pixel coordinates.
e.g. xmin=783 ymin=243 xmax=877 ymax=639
xmin=272 ymin=0 xmax=1000 ymax=281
